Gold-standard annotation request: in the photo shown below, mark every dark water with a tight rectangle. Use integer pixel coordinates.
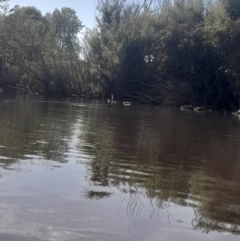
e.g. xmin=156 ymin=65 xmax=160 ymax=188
xmin=0 ymin=92 xmax=240 ymax=241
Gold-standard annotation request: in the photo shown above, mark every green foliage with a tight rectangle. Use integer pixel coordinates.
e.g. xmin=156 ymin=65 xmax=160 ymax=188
xmin=83 ymin=0 xmax=240 ymax=109
xmin=220 ymin=0 xmax=240 ymax=20
xmin=0 ymin=1 xmax=240 ymax=109
xmin=0 ymin=5 xmax=85 ymax=96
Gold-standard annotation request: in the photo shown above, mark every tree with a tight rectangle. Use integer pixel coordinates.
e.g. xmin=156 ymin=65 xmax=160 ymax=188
xmin=220 ymin=0 xmax=240 ymax=20
xmin=86 ymin=0 xmax=159 ymax=100
xmin=204 ymin=1 xmax=240 ymax=109
xmin=0 ymin=6 xmax=84 ymax=95
xmin=49 ymin=7 xmax=83 ymax=52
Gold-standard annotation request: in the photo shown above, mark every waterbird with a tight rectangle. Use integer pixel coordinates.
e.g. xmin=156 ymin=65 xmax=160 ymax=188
xmin=194 ymin=106 xmax=212 ymax=112
xmin=123 ymin=101 xmax=132 ymax=106
xmin=107 ymin=99 xmax=116 ymax=106
xmin=232 ymin=110 xmax=240 ymax=115
xmin=180 ymin=105 xmax=194 ymax=110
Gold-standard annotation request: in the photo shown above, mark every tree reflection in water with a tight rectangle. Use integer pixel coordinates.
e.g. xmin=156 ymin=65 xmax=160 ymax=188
xmin=1 ymin=97 xmax=240 ymax=236
xmin=81 ymin=105 xmax=240 ymax=235
xmin=190 ymin=171 xmax=240 ymax=234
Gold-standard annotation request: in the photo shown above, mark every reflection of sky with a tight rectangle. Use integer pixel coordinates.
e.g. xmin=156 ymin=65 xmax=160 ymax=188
xmin=0 ymin=159 xmax=85 ymax=198
xmin=0 ymin=172 xmax=238 ymax=241
xmin=63 ymin=108 xmax=95 ymax=165
xmin=67 ymin=118 xmax=84 ymax=152
xmin=0 ymin=162 xmax=211 ymax=241
xmin=1 ymin=99 xmax=240 ymax=240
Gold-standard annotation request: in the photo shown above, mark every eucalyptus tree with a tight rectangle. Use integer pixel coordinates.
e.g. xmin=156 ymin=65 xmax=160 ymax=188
xmin=86 ymin=0 xmax=210 ymax=104
xmin=0 ymin=0 xmax=10 ymax=86
xmin=145 ymin=0 xmax=207 ymax=105
xmin=219 ymin=0 xmax=240 ymax=20
xmin=0 ymin=6 xmax=83 ymax=95
xmin=84 ymin=0 xmax=240 ymax=108
xmin=204 ymin=0 xmax=240 ymax=109
xmin=44 ymin=7 xmax=84 ymax=95
xmin=87 ymin=0 xmax=126 ymax=98
xmin=1 ymin=7 xmax=51 ymax=92
xmin=49 ymin=7 xmax=82 ymax=52
xmin=0 ymin=0 xmax=239 ymax=109
xmin=86 ymin=0 xmax=158 ymax=100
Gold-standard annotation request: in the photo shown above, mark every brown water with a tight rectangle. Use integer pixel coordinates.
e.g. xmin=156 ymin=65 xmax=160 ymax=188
xmin=0 ymin=92 xmax=240 ymax=241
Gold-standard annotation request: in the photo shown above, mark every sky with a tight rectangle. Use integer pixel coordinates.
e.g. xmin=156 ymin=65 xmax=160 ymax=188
xmin=9 ymin=0 xmax=98 ymax=28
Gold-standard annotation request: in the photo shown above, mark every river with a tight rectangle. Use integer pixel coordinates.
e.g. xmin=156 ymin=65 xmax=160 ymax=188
xmin=0 ymin=92 xmax=240 ymax=241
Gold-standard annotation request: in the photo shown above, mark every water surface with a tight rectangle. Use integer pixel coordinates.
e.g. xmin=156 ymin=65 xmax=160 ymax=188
xmin=0 ymin=92 xmax=240 ymax=241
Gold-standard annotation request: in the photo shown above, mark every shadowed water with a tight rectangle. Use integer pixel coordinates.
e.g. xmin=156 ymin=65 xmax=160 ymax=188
xmin=0 ymin=92 xmax=240 ymax=241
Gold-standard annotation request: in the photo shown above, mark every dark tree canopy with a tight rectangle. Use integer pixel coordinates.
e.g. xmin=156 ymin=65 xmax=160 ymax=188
xmin=0 ymin=0 xmax=239 ymax=110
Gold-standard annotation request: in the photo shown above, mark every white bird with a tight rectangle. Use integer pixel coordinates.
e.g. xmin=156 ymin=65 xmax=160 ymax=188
xmin=123 ymin=101 xmax=132 ymax=106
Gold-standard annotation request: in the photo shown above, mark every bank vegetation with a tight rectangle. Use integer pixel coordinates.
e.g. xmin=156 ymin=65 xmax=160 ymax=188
xmin=0 ymin=0 xmax=240 ymax=110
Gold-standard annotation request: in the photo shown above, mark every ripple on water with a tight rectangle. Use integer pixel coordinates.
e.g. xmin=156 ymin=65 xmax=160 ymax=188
xmin=159 ymin=230 xmax=206 ymax=241
xmin=24 ymin=155 xmax=44 ymax=159
xmin=35 ymin=141 xmax=48 ymax=145
xmin=1 ymin=98 xmax=240 ymax=240
xmin=0 ymin=156 xmax=12 ymax=160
